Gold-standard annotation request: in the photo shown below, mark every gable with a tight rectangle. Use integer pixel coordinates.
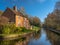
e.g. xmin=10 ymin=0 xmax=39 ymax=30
xmin=2 ymin=8 xmax=15 ymax=16
xmin=2 ymin=8 xmax=16 ymax=23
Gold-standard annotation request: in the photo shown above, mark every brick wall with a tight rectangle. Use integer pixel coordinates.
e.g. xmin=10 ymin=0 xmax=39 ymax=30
xmin=2 ymin=8 xmax=15 ymax=23
xmin=15 ymin=15 xmax=24 ymax=27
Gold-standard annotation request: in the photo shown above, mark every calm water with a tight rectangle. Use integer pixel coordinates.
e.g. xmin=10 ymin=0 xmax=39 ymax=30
xmin=0 ymin=28 xmax=60 ymax=45
xmin=28 ymin=28 xmax=60 ymax=45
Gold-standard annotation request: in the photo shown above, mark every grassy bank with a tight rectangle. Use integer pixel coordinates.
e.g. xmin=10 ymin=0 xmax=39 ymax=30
xmin=0 ymin=24 xmax=41 ymax=40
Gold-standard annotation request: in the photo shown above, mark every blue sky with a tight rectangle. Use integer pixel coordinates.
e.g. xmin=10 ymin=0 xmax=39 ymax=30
xmin=0 ymin=0 xmax=58 ymax=22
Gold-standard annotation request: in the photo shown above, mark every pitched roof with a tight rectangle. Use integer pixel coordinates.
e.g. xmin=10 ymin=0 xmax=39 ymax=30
xmin=5 ymin=7 xmax=25 ymax=17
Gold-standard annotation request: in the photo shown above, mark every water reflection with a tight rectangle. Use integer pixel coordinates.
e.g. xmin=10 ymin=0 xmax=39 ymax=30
xmin=28 ymin=29 xmax=51 ymax=45
xmin=33 ymin=30 xmax=41 ymax=40
xmin=46 ymin=30 xmax=60 ymax=45
xmin=0 ymin=31 xmax=37 ymax=45
xmin=0 ymin=29 xmax=60 ymax=45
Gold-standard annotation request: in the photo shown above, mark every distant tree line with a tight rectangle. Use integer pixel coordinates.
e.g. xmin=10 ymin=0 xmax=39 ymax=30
xmin=44 ymin=9 xmax=60 ymax=30
xmin=20 ymin=7 xmax=41 ymax=27
xmin=44 ymin=2 xmax=60 ymax=30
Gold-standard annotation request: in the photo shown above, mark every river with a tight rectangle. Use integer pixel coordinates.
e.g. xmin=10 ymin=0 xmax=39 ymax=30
xmin=0 ymin=28 xmax=60 ymax=45
xmin=28 ymin=28 xmax=60 ymax=45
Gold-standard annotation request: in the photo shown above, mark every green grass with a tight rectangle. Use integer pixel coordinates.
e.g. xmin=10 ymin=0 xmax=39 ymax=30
xmin=0 ymin=29 xmax=33 ymax=36
xmin=0 ymin=24 xmax=40 ymax=37
xmin=32 ymin=26 xmax=40 ymax=31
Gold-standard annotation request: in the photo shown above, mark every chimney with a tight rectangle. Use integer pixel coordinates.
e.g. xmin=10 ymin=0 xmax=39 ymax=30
xmin=13 ymin=6 xmax=17 ymax=11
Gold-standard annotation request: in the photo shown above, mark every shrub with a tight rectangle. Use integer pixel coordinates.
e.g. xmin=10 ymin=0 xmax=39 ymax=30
xmin=14 ymin=27 xmax=22 ymax=33
xmin=0 ymin=24 xmax=32 ymax=34
xmin=21 ymin=27 xmax=27 ymax=32
xmin=0 ymin=24 xmax=16 ymax=34
xmin=9 ymin=24 xmax=16 ymax=33
xmin=2 ymin=25 xmax=11 ymax=34
xmin=0 ymin=25 xmax=3 ymax=34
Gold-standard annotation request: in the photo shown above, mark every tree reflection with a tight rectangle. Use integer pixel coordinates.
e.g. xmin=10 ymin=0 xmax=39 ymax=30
xmin=33 ymin=31 xmax=41 ymax=40
xmin=46 ymin=30 xmax=60 ymax=45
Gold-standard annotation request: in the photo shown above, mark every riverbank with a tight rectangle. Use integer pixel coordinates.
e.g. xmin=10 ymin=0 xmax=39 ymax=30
xmin=0 ymin=29 xmax=40 ymax=40
xmin=0 ymin=29 xmax=41 ymax=45
xmin=0 ymin=32 xmax=33 ymax=40
xmin=44 ymin=28 xmax=60 ymax=35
